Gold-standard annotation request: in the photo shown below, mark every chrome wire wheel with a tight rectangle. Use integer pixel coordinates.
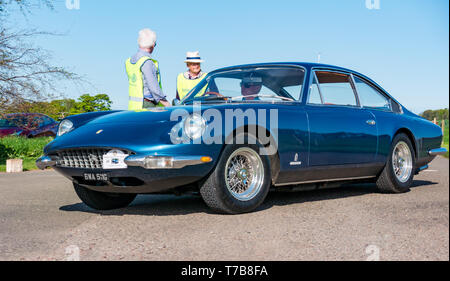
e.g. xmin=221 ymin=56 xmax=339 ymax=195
xmin=224 ymin=147 xmax=264 ymax=201
xmin=392 ymin=141 xmax=413 ymax=183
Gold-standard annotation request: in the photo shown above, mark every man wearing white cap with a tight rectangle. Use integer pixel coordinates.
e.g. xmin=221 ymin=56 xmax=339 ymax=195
xmin=176 ymin=51 xmax=208 ymax=100
xmin=125 ymin=28 xmax=170 ymax=110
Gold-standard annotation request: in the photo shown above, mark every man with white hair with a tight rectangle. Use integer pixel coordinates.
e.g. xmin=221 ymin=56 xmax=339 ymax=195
xmin=176 ymin=51 xmax=208 ymax=100
xmin=125 ymin=28 xmax=170 ymax=109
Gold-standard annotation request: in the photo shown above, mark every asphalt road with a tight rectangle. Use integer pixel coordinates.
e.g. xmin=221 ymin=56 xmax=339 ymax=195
xmin=0 ymin=157 xmax=448 ymax=261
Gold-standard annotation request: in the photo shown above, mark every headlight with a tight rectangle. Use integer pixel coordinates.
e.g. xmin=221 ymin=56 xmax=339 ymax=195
xmin=57 ymin=119 xmax=73 ymax=137
xmin=184 ymin=114 xmax=206 ymax=139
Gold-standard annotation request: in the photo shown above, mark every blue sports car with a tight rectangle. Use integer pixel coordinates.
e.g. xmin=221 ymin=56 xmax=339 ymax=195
xmin=37 ymin=62 xmax=446 ymax=214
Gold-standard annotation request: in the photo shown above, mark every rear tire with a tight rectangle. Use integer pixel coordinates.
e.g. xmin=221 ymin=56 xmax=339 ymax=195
xmin=73 ymin=183 xmax=136 ymax=210
xmin=200 ymin=135 xmax=271 ymax=214
xmin=376 ymin=133 xmax=415 ymax=193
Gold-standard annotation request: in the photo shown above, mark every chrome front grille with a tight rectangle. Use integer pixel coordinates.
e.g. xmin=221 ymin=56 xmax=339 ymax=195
xmin=56 ymin=149 xmax=109 ymax=169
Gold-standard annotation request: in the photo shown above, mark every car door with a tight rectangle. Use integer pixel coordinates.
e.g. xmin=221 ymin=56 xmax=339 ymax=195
xmin=352 ymin=74 xmax=401 ymax=163
xmin=305 ymin=70 xmax=378 ymax=166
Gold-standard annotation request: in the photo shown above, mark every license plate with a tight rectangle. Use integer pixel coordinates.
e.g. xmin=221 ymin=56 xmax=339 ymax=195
xmin=103 ymin=149 xmax=128 ymax=169
xmin=83 ymin=173 xmax=108 ymax=181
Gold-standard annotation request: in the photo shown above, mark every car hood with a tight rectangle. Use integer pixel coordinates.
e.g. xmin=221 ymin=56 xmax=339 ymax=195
xmin=43 ymin=107 xmax=198 ymax=154
xmin=85 ymin=107 xmax=189 ymax=125
xmin=43 ymin=103 xmax=281 ymax=154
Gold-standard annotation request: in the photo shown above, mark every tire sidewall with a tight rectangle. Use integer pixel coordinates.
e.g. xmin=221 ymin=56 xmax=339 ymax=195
xmin=387 ymin=133 xmax=416 ymax=190
xmin=212 ymin=137 xmax=271 ymax=213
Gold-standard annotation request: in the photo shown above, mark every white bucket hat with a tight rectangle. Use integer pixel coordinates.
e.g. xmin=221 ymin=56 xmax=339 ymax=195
xmin=184 ymin=51 xmax=204 ymax=63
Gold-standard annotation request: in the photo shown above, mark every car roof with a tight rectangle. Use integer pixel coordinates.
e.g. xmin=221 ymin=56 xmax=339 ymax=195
xmin=209 ymin=62 xmax=398 ymax=103
xmin=211 ymin=62 xmax=359 ymax=76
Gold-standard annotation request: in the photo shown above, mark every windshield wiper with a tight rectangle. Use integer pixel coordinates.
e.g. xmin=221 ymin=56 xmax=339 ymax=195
xmin=230 ymin=94 xmax=294 ymax=101
xmin=183 ymin=95 xmax=231 ymax=104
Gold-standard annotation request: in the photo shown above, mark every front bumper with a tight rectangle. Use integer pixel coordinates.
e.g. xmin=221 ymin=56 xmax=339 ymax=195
xmin=36 ymin=154 xmax=213 ymax=170
xmin=36 ymin=154 xmax=215 ymax=193
xmin=36 ymin=155 xmax=59 ymax=170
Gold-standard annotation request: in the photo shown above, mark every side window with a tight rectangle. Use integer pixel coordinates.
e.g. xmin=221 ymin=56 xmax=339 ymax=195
xmin=354 ymin=76 xmax=391 ymax=111
xmin=307 ymin=75 xmax=322 ymax=104
xmin=315 ymin=71 xmax=357 ymax=106
xmin=283 ymin=85 xmax=302 ymax=100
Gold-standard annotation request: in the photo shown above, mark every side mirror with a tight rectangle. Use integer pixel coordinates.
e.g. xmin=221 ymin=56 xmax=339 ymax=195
xmin=172 ymin=99 xmax=181 ymax=106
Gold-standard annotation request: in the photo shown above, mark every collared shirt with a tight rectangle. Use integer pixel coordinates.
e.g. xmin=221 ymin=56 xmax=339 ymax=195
xmin=176 ymin=70 xmax=204 ymax=99
xmin=184 ymin=71 xmax=204 ymax=80
xmin=130 ymin=49 xmax=166 ymax=103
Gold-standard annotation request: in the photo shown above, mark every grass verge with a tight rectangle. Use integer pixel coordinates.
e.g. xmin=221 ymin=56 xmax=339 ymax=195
xmin=442 ymin=125 xmax=449 ymax=158
xmin=0 ymin=157 xmax=39 ymax=172
xmin=0 ymin=136 xmax=53 ymax=172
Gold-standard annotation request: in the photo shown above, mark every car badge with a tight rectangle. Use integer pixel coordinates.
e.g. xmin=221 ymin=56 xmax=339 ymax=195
xmin=96 ymin=130 xmax=103 ymax=135
xmin=290 ymin=153 xmax=302 ymax=166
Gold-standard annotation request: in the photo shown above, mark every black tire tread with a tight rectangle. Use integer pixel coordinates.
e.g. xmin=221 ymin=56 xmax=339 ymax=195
xmin=200 ymin=135 xmax=271 ymax=214
xmin=73 ymin=183 xmax=136 ymax=210
xmin=200 ymin=174 xmax=235 ymax=214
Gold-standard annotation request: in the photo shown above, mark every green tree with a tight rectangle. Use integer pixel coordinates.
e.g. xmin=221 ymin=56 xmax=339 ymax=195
xmin=420 ymin=109 xmax=449 ymax=121
xmin=73 ymin=94 xmax=112 ymax=113
xmin=0 ymin=0 xmax=80 ymax=116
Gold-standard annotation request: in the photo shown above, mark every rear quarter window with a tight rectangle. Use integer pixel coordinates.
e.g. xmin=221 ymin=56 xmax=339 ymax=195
xmin=354 ymin=76 xmax=391 ymax=111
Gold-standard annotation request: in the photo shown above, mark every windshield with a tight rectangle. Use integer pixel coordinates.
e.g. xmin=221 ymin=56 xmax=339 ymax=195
xmin=182 ymin=66 xmax=305 ymax=104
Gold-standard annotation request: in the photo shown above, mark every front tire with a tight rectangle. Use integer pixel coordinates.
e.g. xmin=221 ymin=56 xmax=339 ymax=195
xmin=200 ymin=135 xmax=271 ymax=214
xmin=73 ymin=183 xmax=136 ymax=210
xmin=376 ymin=133 xmax=415 ymax=193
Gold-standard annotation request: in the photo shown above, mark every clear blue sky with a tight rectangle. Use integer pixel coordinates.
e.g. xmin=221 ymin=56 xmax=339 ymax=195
xmin=9 ymin=0 xmax=450 ymax=113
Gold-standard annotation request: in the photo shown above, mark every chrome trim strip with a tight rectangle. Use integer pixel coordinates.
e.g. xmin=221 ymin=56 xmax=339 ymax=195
xmin=428 ymin=148 xmax=448 ymax=156
xmin=123 ymin=155 xmax=146 ymax=167
xmin=124 ymin=155 xmax=212 ymax=169
xmin=36 ymin=155 xmax=59 ymax=170
xmin=349 ymin=73 xmax=362 ymax=108
xmin=274 ymin=175 xmax=376 ymax=187
xmin=314 ymin=71 xmax=324 ymax=104
xmin=418 ymin=164 xmax=429 ymax=172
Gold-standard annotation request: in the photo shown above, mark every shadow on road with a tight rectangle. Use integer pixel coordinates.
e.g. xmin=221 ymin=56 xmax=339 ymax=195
xmin=59 ymin=180 xmax=437 ymax=216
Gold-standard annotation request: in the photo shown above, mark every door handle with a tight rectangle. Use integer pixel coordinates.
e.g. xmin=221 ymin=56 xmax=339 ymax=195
xmin=366 ymin=120 xmax=376 ymax=125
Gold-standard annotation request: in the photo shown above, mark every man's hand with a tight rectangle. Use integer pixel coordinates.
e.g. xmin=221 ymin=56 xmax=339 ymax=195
xmin=159 ymin=100 xmax=171 ymax=107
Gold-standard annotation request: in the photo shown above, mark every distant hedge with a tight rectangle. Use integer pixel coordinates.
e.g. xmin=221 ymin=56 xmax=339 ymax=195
xmin=0 ymin=136 xmax=53 ymax=160
xmin=421 ymin=108 xmax=449 ymax=121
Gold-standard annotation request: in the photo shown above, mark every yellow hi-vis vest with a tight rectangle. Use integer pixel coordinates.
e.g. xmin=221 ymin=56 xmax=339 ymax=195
xmin=125 ymin=56 xmax=162 ymax=110
xmin=176 ymin=72 xmax=207 ymax=99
